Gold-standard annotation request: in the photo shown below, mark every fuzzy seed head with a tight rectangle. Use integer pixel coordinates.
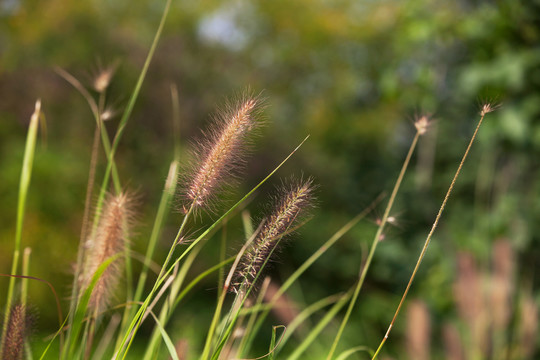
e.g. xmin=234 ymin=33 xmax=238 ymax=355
xmin=233 ymin=178 xmax=314 ymax=293
xmin=81 ymin=193 xmax=133 ymax=312
xmin=479 ymin=101 xmax=502 ymax=117
xmin=100 ymin=107 xmax=116 ymax=121
xmin=184 ymin=94 xmax=264 ymax=211
xmin=1 ymin=304 xmax=31 ymax=360
xmin=414 ymin=115 xmax=430 ymax=135
xmin=93 ymin=63 xmax=117 ymax=93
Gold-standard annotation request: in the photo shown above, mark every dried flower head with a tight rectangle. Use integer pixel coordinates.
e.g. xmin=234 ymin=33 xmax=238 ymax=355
xmin=414 ymin=115 xmax=430 ymax=135
xmin=100 ymin=107 xmax=117 ymax=122
xmin=183 ymin=93 xmax=264 ymax=211
xmin=479 ymin=100 xmax=501 ymax=117
xmin=92 ymin=61 xmax=118 ymax=93
xmin=81 ymin=192 xmax=133 ymax=312
xmin=233 ymin=178 xmax=314 ymax=293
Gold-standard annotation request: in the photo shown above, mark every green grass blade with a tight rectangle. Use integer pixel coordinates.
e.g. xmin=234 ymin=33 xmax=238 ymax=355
xmin=146 ymin=312 xmax=179 ymax=360
xmin=327 ymin=132 xmax=420 ymax=359
xmin=94 ymin=0 xmax=172 ymax=217
xmin=66 ymin=255 xmax=118 ymax=359
xmin=142 ymin=241 xmax=203 ymax=360
xmin=21 ymin=247 xmax=31 ymax=308
xmin=39 ymin=315 xmax=70 ymax=360
xmin=289 ymin=288 xmax=353 ymax=360
xmin=3 ymin=100 xmax=42 ymax=344
xmin=268 ymin=325 xmax=285 ymax=360
xmin=336 ymin=347 xmax=374 ymax=360
xmin=278 ymin=293 xmax=344 ymax=352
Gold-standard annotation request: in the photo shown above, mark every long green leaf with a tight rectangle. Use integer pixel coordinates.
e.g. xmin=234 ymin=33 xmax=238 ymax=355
xmin=3 ymin=100 xmax=42 ymax=345
xmin=66 ymin=255 xmax=118 ymax=359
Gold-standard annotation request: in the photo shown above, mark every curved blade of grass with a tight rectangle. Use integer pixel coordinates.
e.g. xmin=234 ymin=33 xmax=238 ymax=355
xmin=268 ymin=325 xmax=286 ymax=360
xmin=146 ymin=311 xmax=179 ymax=360
xmin=235 ymin=276 xmax=270 ymax=357
xmin=142 ymin=256 xmax=236 ymax=360
xmin=39 ymin=315 xmax=70 ymax=360
xmin=203 ymin=224 xmax=264 ymax=360
xmin=65 ymin=255 xmax=118 ymax=360
xmin=123 ymin=160 xmax=179 ymax=348
xmin=92 ymin=315 xmax=121 ymax=360
xmin=174 ymin=257 xmax=235 ymax=311
xmin=336 ymin=346 xmax=374 ymax=360
xmin=288 ymin=287 xmax=353 ymax=360
xmin=3 ymin=100 xmax=42 ymax=345
xmin=142 ymin=241 xmax=204 ymax=360
xmin=278 ymin=293 xmax=344 ymax=352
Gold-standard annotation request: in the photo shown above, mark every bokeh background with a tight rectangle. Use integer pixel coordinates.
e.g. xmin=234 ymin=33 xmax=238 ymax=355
xmin=1 ymin=0 xmax=539 ymax=358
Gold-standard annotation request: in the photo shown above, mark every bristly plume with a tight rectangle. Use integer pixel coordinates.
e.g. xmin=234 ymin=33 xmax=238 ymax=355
xmin=1 ymin=304 xmax=33 ymax=360
xmin=183 ymin=92 xmax=265 ymax=212
xmin=80 ymin=192 xmax=133 ymax=313
xmin=233 ymin=178 xmax=315 ymax=293
xmin=414 ymin=115 xmax=430 ymax=136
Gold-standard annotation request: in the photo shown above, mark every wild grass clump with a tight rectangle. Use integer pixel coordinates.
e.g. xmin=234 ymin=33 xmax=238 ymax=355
xmin=2 ymin=2 xmax=535 ymax=360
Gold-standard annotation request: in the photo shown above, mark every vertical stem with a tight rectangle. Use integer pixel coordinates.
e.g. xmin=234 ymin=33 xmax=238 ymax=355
xmin=2 ymin=100 xmax=41 ymax=345
xmin=371 ymin=111 xmax=488 ymax=359
xmin=327 ymin=132 xmax=420 ymax=359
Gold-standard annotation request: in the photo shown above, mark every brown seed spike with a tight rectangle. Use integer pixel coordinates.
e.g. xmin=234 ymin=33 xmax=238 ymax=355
xmin=1 ymin=304 xmax=30 ymax=360
xmin=184 ymin=93 xmax=264 ymax=211
xmin=233 ymin=178 xmax=315 ymax=293
xmin=81 ymin=193 xmax=133 ymax=313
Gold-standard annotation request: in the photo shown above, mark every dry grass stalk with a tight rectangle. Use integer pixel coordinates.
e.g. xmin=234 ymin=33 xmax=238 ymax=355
xmin=185 ymin=94 xmax=264 ymax=211
xmin=1 ymin=304 xmax=31 ymax=360
xmin=233 ymin=178 xmax=314 ymax=293
xmin=81 ymin=192 xmax=133 ymax=312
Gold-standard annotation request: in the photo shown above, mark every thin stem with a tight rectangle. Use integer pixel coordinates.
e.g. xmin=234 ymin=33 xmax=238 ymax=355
xmin=371 ymin=111 xmax=488 ymax=359
xmin=327 ymin=132 xmax=420 ymax=359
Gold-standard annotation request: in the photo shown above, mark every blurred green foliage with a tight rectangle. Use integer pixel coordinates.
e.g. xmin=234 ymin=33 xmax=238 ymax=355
xmin=1 ymin=0 xmax=539 ymax=358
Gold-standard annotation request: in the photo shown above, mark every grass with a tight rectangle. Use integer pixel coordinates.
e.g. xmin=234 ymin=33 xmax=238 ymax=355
xmin=1 ymin=2 xmax=537 ymax=360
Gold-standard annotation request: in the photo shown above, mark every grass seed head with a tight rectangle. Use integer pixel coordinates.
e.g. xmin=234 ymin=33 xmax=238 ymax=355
xmin=233 ymin=178 xmax=315 ymax=293
xmin=1 ymin=304 xmax=33 ymax=360
xmin=81 ymin=192 xmax=134 ymax=313
xmin=414 ymin=115 xmax=430 ymax=135
xmin=92 ymin=61 xmax=118 ymax=93
xmin=183 ymin=92 xmax=265 ymax=212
